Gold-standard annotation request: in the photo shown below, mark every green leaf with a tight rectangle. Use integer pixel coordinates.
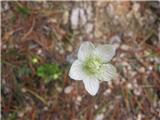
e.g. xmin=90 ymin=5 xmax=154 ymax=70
xmin=16 ymin=5 xmax=31 ymax=16
xmin=37 ymin=64 xmax=62 ymax=83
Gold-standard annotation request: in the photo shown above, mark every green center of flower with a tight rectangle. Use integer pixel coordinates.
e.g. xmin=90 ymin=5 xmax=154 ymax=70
xmin=83 ymin=57 xmax=102 ymax=75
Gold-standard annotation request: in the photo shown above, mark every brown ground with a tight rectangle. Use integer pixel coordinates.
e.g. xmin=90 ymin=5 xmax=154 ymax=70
xmin=1 ymin=1 xmax=160 ymax=120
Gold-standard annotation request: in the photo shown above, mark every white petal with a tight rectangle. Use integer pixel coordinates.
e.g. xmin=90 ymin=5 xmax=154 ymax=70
xmin=78 ymin=41 xmax=95 ymax=61
xmin=83 ymin=77 xmax=99 ymax=96
xmin=95 ymin=44 xmax=116 ymax=63
xmin=97 ymin=64 xmax=117 ymax=81
xmin=69 ymin=60 xmax=86 ymax=80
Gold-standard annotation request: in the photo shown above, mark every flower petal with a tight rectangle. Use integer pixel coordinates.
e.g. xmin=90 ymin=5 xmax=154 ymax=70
xmin=78 ymin=41 xmax=95 ymax=61
xmin=95 ymin=44 xmax=116 ymax=63
xmin=69 ymin=60 xmax=86 ymax=80
xmin=97 ymin=64 xmax=117 ymax=81
xmin=83 ymin=77 xmax=99 ymax=96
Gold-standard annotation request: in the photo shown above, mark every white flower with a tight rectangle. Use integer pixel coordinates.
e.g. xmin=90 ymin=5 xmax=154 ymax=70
xmin=69 ymin=41 xmax=117 ymax=96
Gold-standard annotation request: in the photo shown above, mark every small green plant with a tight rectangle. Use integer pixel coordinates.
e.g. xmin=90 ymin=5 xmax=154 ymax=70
xmin=37 ymin=64 xmax=62 ymax=83
xmin=16 ymin=4 xmax=31 ymax=16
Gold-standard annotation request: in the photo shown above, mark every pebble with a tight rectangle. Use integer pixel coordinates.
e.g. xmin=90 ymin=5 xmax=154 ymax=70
xmin=2 ymin=44 xmax=7 ymax=49
xmin=137 ymin=113 xmax=143 ymax=120
xmin=85 ymin=23 xmax=93 ymax=34
xmin=133 ymin=87 xmax=142 ymax=96
xmin=132 ymin=3 xmax=140 ymax=12
xmin=130 ymin=71 xmax=137 ymax=77
xmin=66 ymin=44 xmax=73 ymax=52
xmin=79 ymin=8 xmax=87 ymax=26
xmin=76 ymin=96 xmax=82 ymax=102
xmin=107 ymin=81 xmax=113 ymax=88
xmin=64 ymin=86 xmax=73 ymax=94
xmin=1 ymin=2 xmax=10 ymax=12
xmin=3 ymin=86 xmax=10 ymax=94
xmin=18 ymin=112 xmax=24 ymax=118
xmin=121 ymin=61 xmax=129 ymax=66
xmin=25 ymin=105 xmax=32 ymax=111
xmin=148 ymin=66 xmax=153 ymax=71
xmin=155 ymin=57 xmax=160 ymax=64
xmin=56 ymin=85 xmax=62 ymax=93
xmin=66 ymin=53 xmax=76 ymax=64
xmin=44 ymin=106 xmax=48 ymax=111
xmin=127 ymin=83 xmax=133 ymax=90
xmin=120 ymin=44 xmax=130 ymax=51
xmin=71 ymin=8 xmax=80 ymax=30
xmin=120 ymin=53 xmax=125 ymax=58
xmin=127 ymin=31 xmax=134 ymax=37
xmin=21 ymin=88 xmax=27 ymax=93
xmin=86 ymin=5 xmax=93 ymax=20
xmin=63 ymin=11 xmax=69 ymax=25
xmin=139 ymin=67 xmax=145 ymax=73
xmin=107 ymin=4 xmax=114 ymax=17
xmin=37 ymin=49 xmax=42 ymax=55
xmin=59 ymin=48 xmax=65 ymax=55
xmin=103 ymin=89 xmax=111 ymax=96
xmin=109 ymin=35 xmax=121 ymax=49
xmin=94 ymin=104 xmax=98 ymax=110
xmin=95 ymin=114 xmax=104 ymax=120
xmin=48 ymin=18 xmax=57 ymax=24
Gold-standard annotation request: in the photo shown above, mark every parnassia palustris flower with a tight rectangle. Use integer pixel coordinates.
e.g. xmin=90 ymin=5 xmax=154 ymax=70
xmin=69 ymin=41 xmax=117 ymax=96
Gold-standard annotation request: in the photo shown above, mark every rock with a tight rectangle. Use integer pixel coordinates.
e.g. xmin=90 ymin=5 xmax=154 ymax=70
xmin=86 ymin=5 xmax=93 ymax=20
xmin=64 ymin=86 xmax=73 ymax=94
xmin=18 ymin=112 xmax=24 ymax=118
xmin=120 ymin=44 xmax=130 ymax=51
xmin=65 ymin=44 xmax=73 ymax=52
xmin=109 ymin=35 xmax=121 ymax=49
xmin=139 ymin=67 xmax=145 ymax=73
xmin=95 ymin=114 xmax=104 ymax=120
xmin=127 ymin=83 xmax=133 ymax=90
xmin=106 ymin=3 xmax=114 ymax=17
xmin=71 ymin=8 xmax=80 ymax=30
xmin=85 ymin=23 xmax=93 ymax=34
xmin=56 ymin=85 xmax=62 ymax=93
xmin=1 ymin=2 xmax=10 ymax=12
xmin=79 ymin=8 xmax=87 ymax=26
xmin=66 ymin=53 xmax=76 ymax=64
xmin=132 ymin=3 xmax=140 ymax=12
xmin=133 ymin=87 xmax=142 ymax=96
xmin=63 ymin=11 xmax=69 ymax=25
xmin=71 ymin=7 xmax=88 ymax=30
xmin=94 ymin=104 xmax=98 ymax=109
xmin=103 ymin=89 xmax=111 ymax=96
xmin=76 ymin=96 xmax=82 ymax=102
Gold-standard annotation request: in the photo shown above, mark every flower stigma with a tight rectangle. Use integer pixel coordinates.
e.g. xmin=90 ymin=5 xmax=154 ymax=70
xmin=83 ymin=56 xmax=102 ymax=75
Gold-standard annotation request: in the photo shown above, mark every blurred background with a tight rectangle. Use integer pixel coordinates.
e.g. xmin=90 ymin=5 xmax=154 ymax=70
xmin=1 ymin=1 xmax=160 ymax=120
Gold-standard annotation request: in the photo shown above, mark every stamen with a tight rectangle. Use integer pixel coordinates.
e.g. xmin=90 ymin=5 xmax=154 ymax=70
xmin=83 ymin=57 xmax=102 ymax=75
